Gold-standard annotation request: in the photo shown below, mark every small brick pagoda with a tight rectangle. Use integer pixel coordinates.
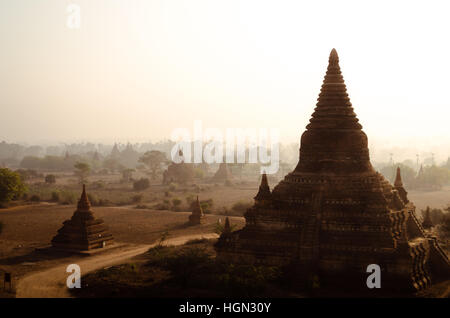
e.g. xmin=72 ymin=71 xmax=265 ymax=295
xmin=215 ymin=49 xmax=450 ymax=292
xmin=52 ymin=185 xmax=114 ymax=251
xmin=189 ymin=196 xmax=205 ymax=225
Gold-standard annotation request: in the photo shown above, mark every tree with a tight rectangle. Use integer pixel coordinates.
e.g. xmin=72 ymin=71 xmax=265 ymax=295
xmin=423 ymin=165 xmax=450 ymax=188
xmin=20 ymin=156 xmax=42 ymax=170
xmin=121 ymin=168 xmax=135 ymax=183
xmin=437 ymin=214 xmax=450 ymax=240
xmin=429 ymin=208 xmax=445 ymax=225
xmin=102 ymin=158 xmax=120 ymax=173
xmin=139 ymin=151 xmax=167 ymax=180
xmin=74 ymin=162 xmax=90 ymax=184
xmin=133 ymin=178 xmax=150 ymax=191
xmin=45 ymin=174 xmax=56 ymax=184
xmin=0 ymin=168 xmax=26 ymax=203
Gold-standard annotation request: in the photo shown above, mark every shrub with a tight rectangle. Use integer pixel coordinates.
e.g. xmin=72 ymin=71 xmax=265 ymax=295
xmin=134 ymin=204 xmax=149 ymax=209
xmin=132 ymin=194 xmax=143 ymax=203
xmin=216 ymin=264 xmax=281 ymax=296
xmin=91 ymin=180 xmax=105 ymax=189
xmin=51 ymin=191 xmax=60 ymax=202
xmin=151 ymin=247 xmax=211 ymax=287
xmin=154 ymin=200 xmax=171 ymax=210
xmin=133 ymin=178 xmax=150 ymax=191
xmin=97 ymin=198 xmax=111 ymax=206
xmin=197 ymin=198 xmax=214 ymax=214
xmin=60 ymin=191 xmax=77 ymax=205
xmin=87 ymin=193 xmax=99 ymax=206
xmin=45 ymin=174 xmax=56 ymax=184
xmin=16 ymin=168 xmax=40 ymax=180
xmin=0 ymin=168 xmax=27 ymax=203
xmin=168 ymin=183 xmax=178 ymax=191
xmin=436 ymin=214 xmax=450 ymax=239
xmin=98 ymin=168 xmax=109 ymax=175
xmin=194 ymin=168 xmax=204 ymax=179
xmin=172 ymin=198 xmax=182 ymax=207
xmin=231 ymin=201 xmax=252 ymax=215
xmin=30 ymin=194 xmax=40 ymax=202
xmin=185 ymin=195 xmax=195 ymax=205
xmin=218 ymin=206 xmax=230 ymax=215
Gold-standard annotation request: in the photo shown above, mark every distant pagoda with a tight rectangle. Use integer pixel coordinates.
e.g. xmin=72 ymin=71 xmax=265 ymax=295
xmin=52 ymin=185 xmax=114 ymax=251
xmin=215 ymin=49 xmax=450 ymax=292
xmin=189 ymin=196 xmax=205 ymax=225
xmin=394 ymin=166 xmax=408 ymax=203
xmin=211 ymin=162 xmax=233 ymax=183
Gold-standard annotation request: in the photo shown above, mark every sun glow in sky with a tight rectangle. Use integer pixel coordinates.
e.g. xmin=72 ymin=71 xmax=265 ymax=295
xmin=1 ymin=0 xmax=450 ymax=159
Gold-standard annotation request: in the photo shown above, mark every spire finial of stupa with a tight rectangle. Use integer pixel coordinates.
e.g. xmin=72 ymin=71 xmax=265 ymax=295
xmin=329 ymin=48 xmax=339 ymax=65
xmin=323 ymin=48 xmax=343 ymax=82
xmin=223 ymin=217 xmax=231 ymax=235
xmin=77 ymin=184 xmax=91 ymax=211
xmin=254 ymin=173 xmax=271 ymax=202
xmin=394 ymin=166 xmax=403 ymax=187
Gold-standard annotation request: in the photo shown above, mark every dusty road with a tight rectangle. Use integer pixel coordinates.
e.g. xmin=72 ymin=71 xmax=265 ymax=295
xmin=15 ymin=233 xmax=218 ymax=298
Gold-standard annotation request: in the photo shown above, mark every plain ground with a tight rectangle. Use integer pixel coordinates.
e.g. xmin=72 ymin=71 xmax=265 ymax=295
xmin=0 ymin=202 xmax=245 ymax=297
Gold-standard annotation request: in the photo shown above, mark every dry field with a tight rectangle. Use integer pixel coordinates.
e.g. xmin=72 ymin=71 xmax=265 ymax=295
xmin=24 ymin=171 xmax=260 ymax=212
xmin=0 ymin=202 xmax=245 ymax=297
xmin=408 ymin=186 xmax=450 ymax=212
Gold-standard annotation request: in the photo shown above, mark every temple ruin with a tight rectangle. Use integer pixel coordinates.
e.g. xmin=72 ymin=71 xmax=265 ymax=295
xmin=52 ymin=185 xmax=114 ymax=251
xmin=215 ymin=49 xmax=450 ymax=292
xmin=211 ymin=162 xmax=233 ymax=183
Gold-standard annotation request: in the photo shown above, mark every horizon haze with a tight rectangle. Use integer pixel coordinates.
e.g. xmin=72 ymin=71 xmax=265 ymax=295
xmin=1 ymin=1 xmax=450 ymax=160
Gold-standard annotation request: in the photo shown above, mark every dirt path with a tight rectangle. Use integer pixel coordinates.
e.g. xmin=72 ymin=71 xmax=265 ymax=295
xmin=15 ymin=233 xmax=218 ymax=298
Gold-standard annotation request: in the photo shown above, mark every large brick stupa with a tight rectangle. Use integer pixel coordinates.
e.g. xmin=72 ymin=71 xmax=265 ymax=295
xmin=215 ymin=49 xmax=450 ymax=292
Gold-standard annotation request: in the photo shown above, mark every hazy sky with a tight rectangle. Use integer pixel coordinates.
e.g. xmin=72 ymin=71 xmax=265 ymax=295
xmin=1 ymin=1 xmax=450 ymax=157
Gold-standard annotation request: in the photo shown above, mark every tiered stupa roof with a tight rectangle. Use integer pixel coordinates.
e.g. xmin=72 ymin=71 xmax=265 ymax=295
xmin=51 ymin=185 xmax=114 ymax=251
xmin=254 ymin=173 xmax=271 ymax=203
